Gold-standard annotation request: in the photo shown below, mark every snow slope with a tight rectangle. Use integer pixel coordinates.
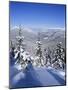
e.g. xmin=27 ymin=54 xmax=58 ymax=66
xmin=9 ymin=63 xmax=65 ymax=89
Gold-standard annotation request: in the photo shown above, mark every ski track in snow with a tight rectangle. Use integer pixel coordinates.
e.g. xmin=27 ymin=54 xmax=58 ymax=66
xmin=9 ymin=64 xmax=65 ymax=88
xmin=46 ymin=69 xmax=65 ymax=85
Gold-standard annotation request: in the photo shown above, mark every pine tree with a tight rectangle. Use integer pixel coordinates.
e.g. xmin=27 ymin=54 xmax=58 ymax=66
xmin=53 ymin=42 xmax=65 ymax=69
xmin=15 ymin=25 xmax=26 ymax=68
xmin=16 ymin=25 xmax=25 ymax=50
xmin=44 ymin=47 xmax=52 ymax=66
xmin=35 ymin=32 xmax=44 ymax=66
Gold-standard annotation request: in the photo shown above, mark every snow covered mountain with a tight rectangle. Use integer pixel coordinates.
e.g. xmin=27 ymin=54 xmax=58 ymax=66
xmin=10 ymin=26 xmax=65 ymax=56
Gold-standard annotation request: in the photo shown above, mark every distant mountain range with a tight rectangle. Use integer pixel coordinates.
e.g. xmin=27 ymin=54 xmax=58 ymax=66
xmin=10 ymin=26 xmax=65 ymax=56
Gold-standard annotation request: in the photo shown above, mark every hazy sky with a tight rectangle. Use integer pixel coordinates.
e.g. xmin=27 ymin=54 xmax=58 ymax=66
xmin=10 ymin=1 xmax=66 ymax=29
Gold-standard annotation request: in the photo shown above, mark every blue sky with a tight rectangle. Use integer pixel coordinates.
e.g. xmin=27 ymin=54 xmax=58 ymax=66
xmin=10 ymin=1 xmax=66 ymax=29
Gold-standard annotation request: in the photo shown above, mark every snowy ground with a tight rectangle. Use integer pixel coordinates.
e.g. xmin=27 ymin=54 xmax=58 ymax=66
xmin=9 ymin=61 xmax=66 ymax=89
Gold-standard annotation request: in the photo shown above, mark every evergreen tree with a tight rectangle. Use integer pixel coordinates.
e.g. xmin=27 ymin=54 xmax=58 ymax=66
xmin=14 ymin=25 xmax=27 ymax=68
xmin=44 ymin=47 xmax=52 ymax=66
xmin=53 ymin=42 xmax=65 ymax=69
xmin=35 ymin=32 xmax=44 ymax=66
